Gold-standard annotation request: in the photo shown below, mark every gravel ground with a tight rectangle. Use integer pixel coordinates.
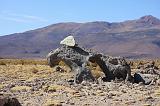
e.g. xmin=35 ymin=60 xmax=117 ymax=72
xmin=0 ymin=64 xmax=160 ymax=106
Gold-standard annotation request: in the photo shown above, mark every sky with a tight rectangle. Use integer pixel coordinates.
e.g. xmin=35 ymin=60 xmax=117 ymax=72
xmin=0 ymin=0 xmax=160 ymax=36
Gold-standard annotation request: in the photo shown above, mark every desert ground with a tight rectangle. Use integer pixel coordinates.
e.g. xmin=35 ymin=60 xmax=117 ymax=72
xmin=0 ymin=59 xmax=160 ymax=106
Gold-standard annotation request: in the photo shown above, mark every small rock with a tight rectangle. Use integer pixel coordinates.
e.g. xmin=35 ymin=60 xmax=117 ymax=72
xmin=156 ymin=79 xmax=160 ymax=85
xmin=96 ymin=90 xmax=103 ymax=94
xmin=121 ymin=89 xmax=127 ymax=93
xmin=70 ymin=102 xmax=75 ymax=105
xmin=83 ymin=103 xmax=90 ymax=106
xmin=55 ymin=66 xmax=65 ymax=72
xmin=91 ymin=84 xmax=98 ymax=87
xmin=143 ymin=103 xmax=151 ymax=106
xmin=74 ymin=93 xmax=82 ymax=97
xmin=145 ymin=96 xmax=153 ymax=100
xmin=67 ymin=79 xmax=74 ymax=85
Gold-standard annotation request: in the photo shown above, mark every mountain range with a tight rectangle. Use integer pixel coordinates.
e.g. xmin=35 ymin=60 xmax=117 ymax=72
xmin=0 ymin=15 xmax=160 ymax=59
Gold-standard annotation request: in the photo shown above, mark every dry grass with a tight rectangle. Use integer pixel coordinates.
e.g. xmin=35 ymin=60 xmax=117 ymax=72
xmin=0 ymin=59 xmax=53 ymax=82
xmin=57 ymin=60 xmax=72 ymax=72
xmin=127 ymin=59 xmax=160 ymax=69
xmin=0 ymin=59 xmax=47 ymax=65
xmin=2 ymin=58 xmax=159 ymax=78
xmin=86 ymin=62 xmax=105 ymax=79
xmin=0 ymin=58 xmax=159 ymax=82
xmin=0 ymin=64 xmax=52 ymax=79
xmin=0 ymin=84 xmax=6 ymax=89
xmin=44 ymin=84 xmax=77 ymax=94
xmin=11 ymin=86 xmax=32 ymax=92
xmin=45 ymin=85 xmax=65 ymax=92
xmin=44 ymin=99 xmax=62 ymax=106
xmin=154 ymin=87 xmax=160 ymax=97
xmin=0 ymin=59 xmax=160 ymax=81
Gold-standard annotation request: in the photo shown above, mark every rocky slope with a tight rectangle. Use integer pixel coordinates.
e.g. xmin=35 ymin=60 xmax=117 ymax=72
xmin=0 ymin=15 xmax=160 ymax=58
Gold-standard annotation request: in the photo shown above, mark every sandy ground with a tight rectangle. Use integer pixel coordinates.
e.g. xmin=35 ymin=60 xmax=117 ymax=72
xmin=0 ymin=62 xmax=160 ymax=106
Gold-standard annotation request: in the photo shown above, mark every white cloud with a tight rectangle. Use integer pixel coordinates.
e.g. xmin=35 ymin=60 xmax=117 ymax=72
xmin=2 ymin=17 xmax=30 ymax=23
xmin=0 ymin=11 xmax=48 ymax=23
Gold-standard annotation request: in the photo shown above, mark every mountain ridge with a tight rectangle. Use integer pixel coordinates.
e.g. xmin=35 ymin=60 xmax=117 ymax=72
xmin=0 ymin=15 xmax=160 ymax=59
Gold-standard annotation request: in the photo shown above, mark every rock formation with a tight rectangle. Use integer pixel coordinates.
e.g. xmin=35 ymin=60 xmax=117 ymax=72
xmin=47 ymin=36 xmax=133 ymax=83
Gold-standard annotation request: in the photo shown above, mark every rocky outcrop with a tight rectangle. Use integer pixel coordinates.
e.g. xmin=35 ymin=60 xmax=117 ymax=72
xmin=47 ymin=36 xmax=133 ymax=83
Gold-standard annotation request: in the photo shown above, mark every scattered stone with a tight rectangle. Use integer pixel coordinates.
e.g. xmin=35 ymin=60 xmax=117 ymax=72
xmin=56 ymin=66 xmax=64 ymax=72
xmin=108 ymin=91 xmax=120 ymax=97
xmin=134 ymin=61 xmax=160 ymax=85
xmin=69 ymin=102 xmax=75 ymax=105
xmin=73 ymin=93 xmax=82 ymax=97
xmin=134 ymin=72 xmax=159 ymax=85
xmin=83 ymin=103 xmax=91 ymax=106
xmin=121 ymin=89 xmax=127 ymax=93
xmin=156 ymin=79 xmax=160 ymax=85
xmin=145 ymin=96 xmax=153 ymax=101
xmin=91 ymin=83 xmax=98 ymax=87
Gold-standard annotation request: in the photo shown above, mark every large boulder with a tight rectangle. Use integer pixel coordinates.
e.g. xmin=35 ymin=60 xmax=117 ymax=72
xmin=47 ymin=36 xmax=133 ymax=83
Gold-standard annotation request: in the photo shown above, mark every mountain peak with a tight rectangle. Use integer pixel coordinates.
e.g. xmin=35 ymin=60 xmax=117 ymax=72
xmin=137 ymin=15 xmax=160 ymax=25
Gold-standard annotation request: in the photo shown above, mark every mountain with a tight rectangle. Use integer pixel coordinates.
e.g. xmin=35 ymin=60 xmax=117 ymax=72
xmin=0 ymin=15 xmax=160 ymax=59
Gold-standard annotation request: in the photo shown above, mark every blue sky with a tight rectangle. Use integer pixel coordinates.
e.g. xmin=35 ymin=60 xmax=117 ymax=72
xmin=0 ymin=0 xmax=160 ymax=36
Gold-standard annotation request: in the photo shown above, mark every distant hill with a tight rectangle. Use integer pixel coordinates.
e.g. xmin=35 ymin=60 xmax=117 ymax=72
xmin=0 ymin=15 xmax=160 ymax=59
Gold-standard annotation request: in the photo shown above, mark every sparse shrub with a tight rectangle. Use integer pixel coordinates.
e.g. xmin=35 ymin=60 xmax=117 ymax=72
xmin=86 ymin=61 xmax=104 ymax=79
xmin=43 ymin=99 xmax=62 ymax=106
xmin=91 ymin=65 xmax=104 ymax=79
xmin=0 ymin=84 xmax=5 ymax=89
xmin=44 ymin=85 xmax=65 ymax=92
xmin=20 ymin=59 xmax=25 ymax=65
xmin=58 ymin=60 xmax=67 ymax=66
xmin=155 ymin=88 xmax=160 ymax=97
xmin=0 ymin=61 xmax=6 ymax=65
xmin=0 ymin=59 xmax=48 ymax=65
